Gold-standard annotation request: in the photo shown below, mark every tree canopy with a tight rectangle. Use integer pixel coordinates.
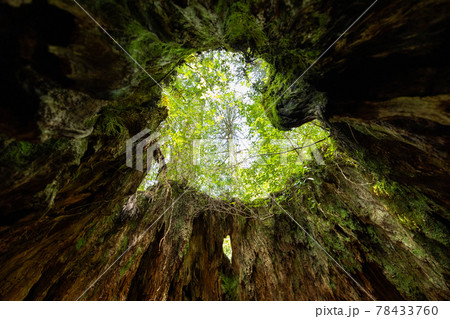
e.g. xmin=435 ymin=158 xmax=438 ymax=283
xmin=140 ymin=50 xmax=334 ymax=201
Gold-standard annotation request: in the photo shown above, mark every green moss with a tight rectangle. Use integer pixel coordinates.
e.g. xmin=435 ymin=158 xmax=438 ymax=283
xmin=119 ymin=247 xmax=143 ymax=278
xmin=0 ymin=138 xmax=71 ymax=173
xmin=262 ymin=71 xmax=291 ymax=130
xmin=98 ymin=112 xmax=128 ymax=139
xmin=412 ymin=247 xmax=427 ymax=258
xmin=75 ymin=237 xmax=86 ymax=251
xmin=383 ymin=262 xmax=424 ymax=299
xmin=365 ymin=225 xmax=382 ymax=246
xmin=310 ymin=12 xmax=330 ymax=44
xmin=119 ymin=237 xmax=129 ymax=253
xmin=321 ymin=230 xmax=361 ymax=273
xmin=3 ymin=141 xmax=34 ymax=166
xmin=90 ymin=0 xmax=130 ymax=28
xmin=103 ymin=249 xmax=110 ymax=261
xmin=352 ymin=145 xmax=449 ymax=257
xmin=220 ymin=273 xmax=239 ymax=301
xmin=1 ymin=140 xmax=41 ymax=166
xmin=130 ymin=219 xmax=138 ymax=231
xmin=372 ymin=179 xmax=398 ymax=198
xmin=224 ymin=2 xmax=267 ymax=49
xmin=183 ymin=241 xmax=190 ymax=256
xmin=83 ymin=115 xmax=98 ymax=129
xmin=330 ymin=279 xmax=336 ymax=291
xmin=120 ymin=256 xmax=134 ymax=278
xmin=10 ymin=140 xmax=33 ymax=157
xmin=372 ymin=179 xmax=449 ymax=248
xmin=261 ymin=65 xmax=323 ymax=131
xmin=124 ymin=21 xmax=194 ymax=77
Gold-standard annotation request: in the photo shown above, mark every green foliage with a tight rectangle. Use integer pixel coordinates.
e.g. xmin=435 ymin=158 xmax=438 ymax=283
xmin=140 ymin=50 xmax=332 ymax=201
xmin=222 ymin=235 xmax=232 ymax=261
xmin=96 ymin=109 xmax=128 ymax=139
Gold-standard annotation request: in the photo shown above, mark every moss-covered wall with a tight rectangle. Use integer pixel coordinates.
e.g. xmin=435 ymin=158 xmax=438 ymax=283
xmin=3 ymin=154 xmax=446 ymax=300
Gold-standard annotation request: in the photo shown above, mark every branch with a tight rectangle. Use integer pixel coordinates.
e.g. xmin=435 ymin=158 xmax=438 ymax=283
xmin=255 ymin=138 xmax=327 ymax=157
xmin=212 ymin=138 xmax=328 ymax=169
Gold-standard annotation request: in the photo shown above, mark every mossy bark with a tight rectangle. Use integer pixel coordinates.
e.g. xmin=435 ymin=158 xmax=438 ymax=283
xmin=3 ymin=156 xmax=447 ymax=300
